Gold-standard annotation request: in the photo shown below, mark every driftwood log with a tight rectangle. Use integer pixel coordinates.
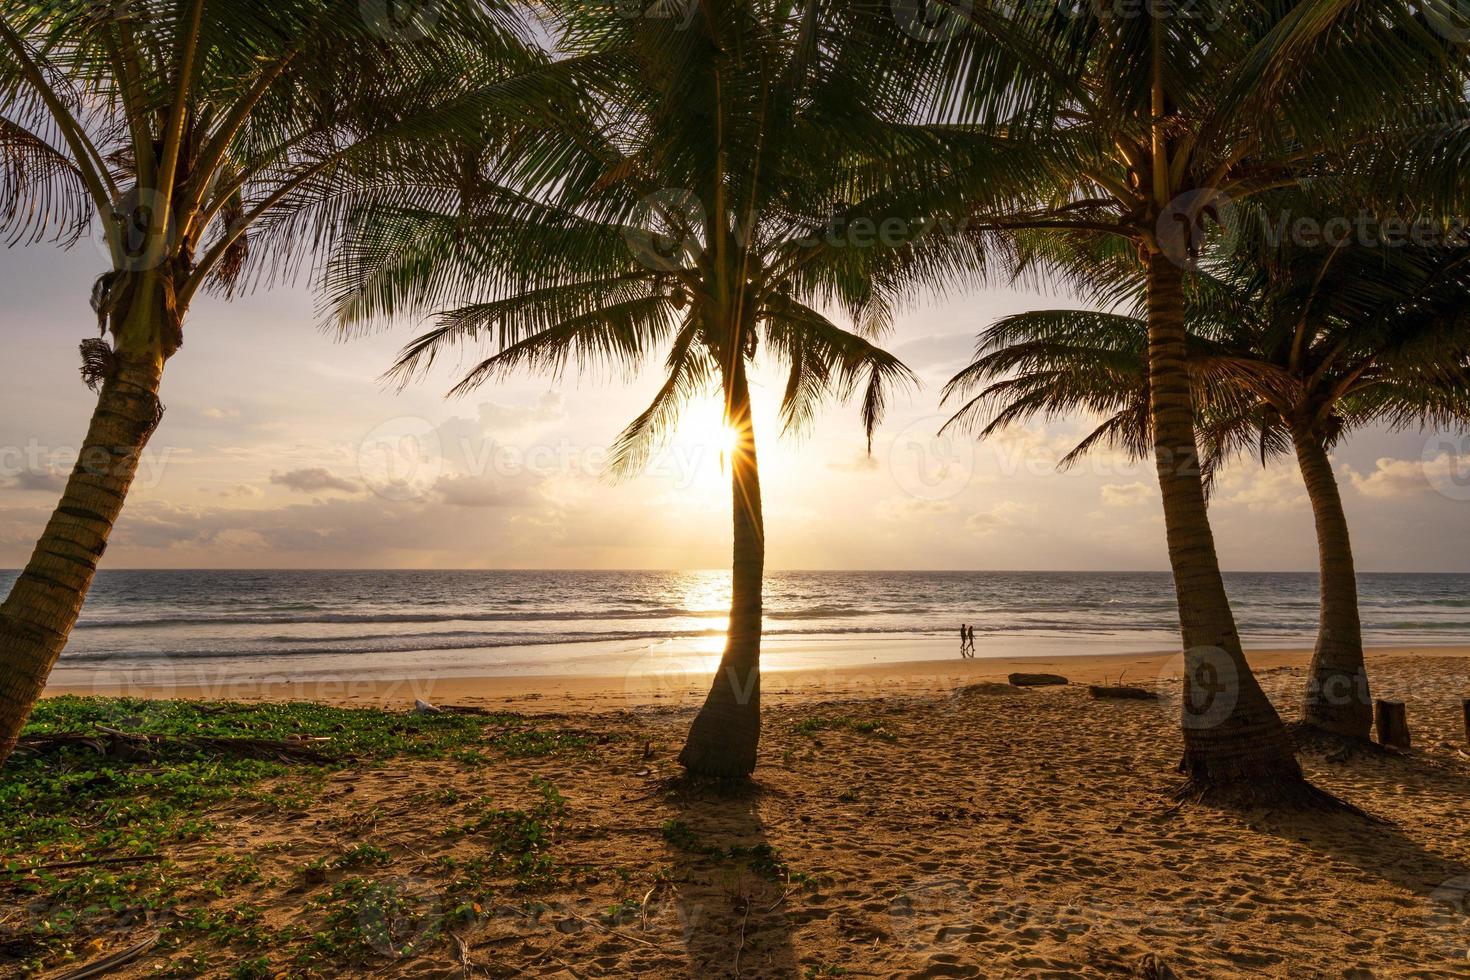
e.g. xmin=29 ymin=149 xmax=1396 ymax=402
xmin=15 ymin=727 xmax=335 ymax=764
xmin=1088 ymin=685 xmax=1159 ymax=701
xmin=1374 ymin=699 xmax=1411 ymax=750
xmin=1008 ymin=673 xmax=1068 ymax=687
xmin=55 ymin=932 xmax=159 ymax=980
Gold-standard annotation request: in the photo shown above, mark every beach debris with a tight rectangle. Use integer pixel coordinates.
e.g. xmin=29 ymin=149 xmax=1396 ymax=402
xmin=1088 ymin=684 xmax=1159 ymax=701
xmin=54 ymin=931 xmax=159 ymax=980
xmin=412 ymin=699 xmax=443 ymax=715
xmin=1007 ymin=673 xmax=1068 ymax=687
xmin=1462 ymin=698 xmax=1469 ymax=745
xmin=1134 ymin=952 xmax=1178 ymax=979
xmin=436 ymin=703 xmax=499 ymax=716
xmin=951 ymin=681 xmax=1020 ymax=697
xmin=1374 ymin=699 xmax=1411 ymax=750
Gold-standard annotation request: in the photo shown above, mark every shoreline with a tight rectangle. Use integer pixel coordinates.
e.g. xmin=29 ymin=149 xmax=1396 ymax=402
xmin=43 ymin=643 xmax=1470 ymax=713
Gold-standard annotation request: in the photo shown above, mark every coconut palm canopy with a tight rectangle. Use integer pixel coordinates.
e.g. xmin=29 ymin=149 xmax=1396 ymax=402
xmin=325 ymin=0 xmax=1021 ymax=448
xmin=0 ymin=0 xmax=535 ymax=303
xmin=322 ymin=0 xmax=1045 ymax=775
xmin=0 ymin=0 xmax=541 ymax=762
xmin=943 ymin=231 xmax=1470 ymax=476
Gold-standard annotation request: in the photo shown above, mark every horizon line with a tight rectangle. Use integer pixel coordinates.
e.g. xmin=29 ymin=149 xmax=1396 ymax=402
xmin=3 ymin=567 xmax=1468 ymax=575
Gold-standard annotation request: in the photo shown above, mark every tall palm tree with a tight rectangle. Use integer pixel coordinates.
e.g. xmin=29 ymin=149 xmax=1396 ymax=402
xmin=0 ymin=0 xmax=533 ymax=763
xmin=920 ymin=0 xmax=1465 ymax=800
xmin=944 ymin=236 xmax=1470 ymax=741
xmin=324 ymin=0 xmax=985 ymax=777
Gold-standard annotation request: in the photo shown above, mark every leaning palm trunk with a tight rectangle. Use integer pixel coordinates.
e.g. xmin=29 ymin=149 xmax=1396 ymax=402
xmin=1145 ymin=256 xmax=1304 ymax=797
xmin=678 ymin=363 xmax=764 ymax=778
xmin=0 ymin=343 xmax=164 ymax=762
xmin=1288 ymin=422 xmax=1372 ymax=739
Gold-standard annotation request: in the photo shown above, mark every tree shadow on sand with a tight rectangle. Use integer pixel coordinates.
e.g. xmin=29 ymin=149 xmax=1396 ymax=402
xmin=1258 ymin=749 xmax=1470 ymax=920
xmin=645 ymin=778 xmax=801 ymax=979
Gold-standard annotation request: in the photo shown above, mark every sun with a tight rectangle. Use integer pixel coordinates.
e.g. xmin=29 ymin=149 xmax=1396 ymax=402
xmin=673 ymin=404 xmax=740 ymax=464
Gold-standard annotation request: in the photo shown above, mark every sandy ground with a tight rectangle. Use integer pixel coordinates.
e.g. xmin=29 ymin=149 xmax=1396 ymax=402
xmin=38 ymin=646 xmax=1470 ymax=977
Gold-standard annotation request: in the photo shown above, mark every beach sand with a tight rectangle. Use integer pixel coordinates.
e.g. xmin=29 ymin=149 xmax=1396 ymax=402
xmin=34 ymin=645 xmax=1470 ymax=976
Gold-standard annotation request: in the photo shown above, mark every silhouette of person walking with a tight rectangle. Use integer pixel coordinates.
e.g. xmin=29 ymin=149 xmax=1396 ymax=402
xmin=965 ymin=624 xmax=974 ymax=656
xmin=959 ymin=623 xmax=969 ymax=658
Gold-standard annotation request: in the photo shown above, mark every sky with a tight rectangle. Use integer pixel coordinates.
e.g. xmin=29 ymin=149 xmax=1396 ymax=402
xmin=3 ymin=239 xmax=1470 ymax=572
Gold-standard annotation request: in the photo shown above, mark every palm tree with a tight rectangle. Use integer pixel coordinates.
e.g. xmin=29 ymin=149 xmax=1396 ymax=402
xmin=0 ymin=0 xmax=533 ymax=762
xmin=323 ymin=0 xmax=984 ymax=777
xmin=920 ymin=0 xmax=1465 ymax=800
xmin=944 ymin=235 xmax=1470 ymax=741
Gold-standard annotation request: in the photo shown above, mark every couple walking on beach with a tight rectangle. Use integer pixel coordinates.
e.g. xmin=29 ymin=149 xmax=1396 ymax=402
xmin=958 ymin=624 xmax=975 ymax=658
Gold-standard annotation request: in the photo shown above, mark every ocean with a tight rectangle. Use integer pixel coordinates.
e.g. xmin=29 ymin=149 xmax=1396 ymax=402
xmin=11 ymin=570 xmax=1470 ymax=682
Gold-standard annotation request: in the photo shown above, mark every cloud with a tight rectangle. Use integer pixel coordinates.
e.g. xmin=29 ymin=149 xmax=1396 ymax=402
xmin=0 ymin=504 xmax=51 ymax=548
xmin=893 ymin=332 xmax=980 ymax=371
xmin=478 ymin=392 xmax=566 ymax=430
xmin=433 ymin=473 xmax=535 ymax=508
xmin=202 ymin=407 xmax=240 ymax=420
xmin=270 ymin=467 xmax=359 ymax=494
xmin=826 ymin=451 xmax=881 ymax=473
xmin=100 ymin=490 xmax=554 ymax=559
xmin=1101 ymin=481 xmax=1153 ymax=508
xmin=1212 ymin=464 xmax=1307 ymax=513
xmin=876 ymin=496 xmax=954 ymax=522
xmin=964 ymin=500 xmax=1037 ymax=535
xmin=1346 ymin=454 xmax=1470 ymax=500
xmin=207 ymin=483 xmax=264 ymax=499
xmin=5 ymin=467 xmax=66 ymax=493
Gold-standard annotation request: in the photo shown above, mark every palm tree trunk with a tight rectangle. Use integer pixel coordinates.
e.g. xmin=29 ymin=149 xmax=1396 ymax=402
xmin=1289 ymin=421 xmax=1372 ymax=739
xmin=678 ymin=361 xmax=763 ymax=778
xmin=0 ymin=349 xmax=164 ymax=764
xmin=1145 ymin=253 xmax=1304 ymax=799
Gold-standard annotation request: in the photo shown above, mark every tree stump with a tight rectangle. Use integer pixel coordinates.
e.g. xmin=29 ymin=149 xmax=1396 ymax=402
xmin=1462 ymin=699 xmax=1469 ymax=746
xmin=1374 ymin=699 xmax=1410 ymax=750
